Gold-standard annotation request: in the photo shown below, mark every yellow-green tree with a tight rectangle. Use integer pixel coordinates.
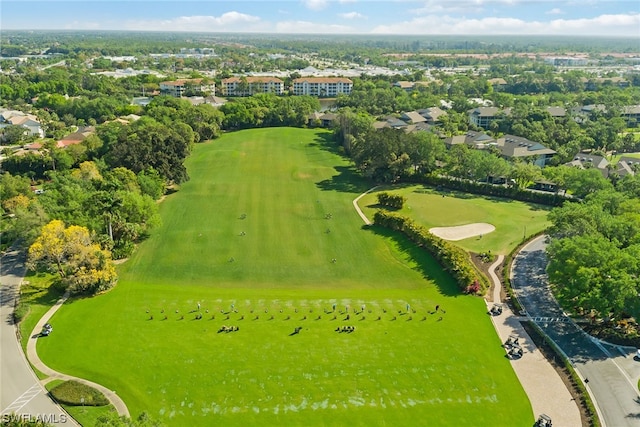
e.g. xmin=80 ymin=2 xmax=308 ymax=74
xmin=27 ymin=220 xmax=117 ymax=294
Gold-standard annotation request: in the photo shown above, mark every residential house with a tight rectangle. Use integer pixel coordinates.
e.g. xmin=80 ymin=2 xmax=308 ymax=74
xmin=444 ymin=131 xmax=555 ymax=166
xmin=616 ymin=156 xmax=638 ymax=177
xmin=319 ymin=112 xmax=338 ymax=127
xmin=487 ymin=78 xmax=508 ymax=90
xmin=0 ymin=109 xmax=44 ymax=138
xmin=546 ymin=106 xmax=567 ymax=118
xmin=621 ymin=105 xmax=640 ymax=127
xmin=307 ymin=111 xmax=338 ymax=128
xmin=292 ymin=77 xmax=353 ymax=97
xmin=468 ymin=107 xmax=504 ymax=129
xmin=393 ymin=81 xmax=415 ymax=92
xmin=565 ymin=154 xmax=610 ymax=177
xmin=444 ymin=131 xmax=496 ymax=149
xmin=400 ymin=111 xmax=427 ymax=124
xmin=372 ymin=116 xmax=408 ymax=130
xmin=405 ymin=122 xmax=437 ymax=135
xmin=307 ymin=112 xmax=323 ymax=127
xmin=496 ymin=135 xmax=556 ymax=167
xmin=418 ymin=107 xmax=447 ymax=124
xmin=54 ymin=126 xmax=95 ymax=148
xmin=221 ymin=76 xmax=284 ymax=97
xmin=205 ymin=96 xmax=228 ymax=107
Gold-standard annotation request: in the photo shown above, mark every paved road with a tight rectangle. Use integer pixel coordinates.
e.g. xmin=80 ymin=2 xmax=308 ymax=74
xmin=486 ymin=255 xmax=581 ymax=427
xmin=511 ymin=236 xmax=640 ymax=427
xmin=0 ymin=248 xmax=73 ymax=425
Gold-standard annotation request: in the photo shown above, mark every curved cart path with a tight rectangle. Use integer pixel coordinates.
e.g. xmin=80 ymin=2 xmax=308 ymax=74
xmin=26 ymin=292 xmax=130 ymax=418
xmin=352 ymin=186 xmax=379 ymax=225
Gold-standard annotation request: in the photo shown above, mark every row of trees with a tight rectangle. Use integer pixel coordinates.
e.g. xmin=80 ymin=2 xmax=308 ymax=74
xmin=2 ymin=160 xmax=163 ymax=258
xmin=219 ymin=93 xmax=320 ymax=129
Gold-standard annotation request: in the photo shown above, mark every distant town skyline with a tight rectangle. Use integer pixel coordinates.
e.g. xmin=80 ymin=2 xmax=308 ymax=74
xmin=1 ymin=0 xmax=639 ymax=37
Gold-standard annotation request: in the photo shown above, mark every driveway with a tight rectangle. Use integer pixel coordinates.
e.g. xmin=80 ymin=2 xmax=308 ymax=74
xmin=511 ymin=236 xmax=640 ymax=427
xmin=0 ymin=248 xmax=73 ymax=425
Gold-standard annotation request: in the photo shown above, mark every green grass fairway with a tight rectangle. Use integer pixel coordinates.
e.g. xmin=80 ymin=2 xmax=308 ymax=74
xmin=38 ymin=128 xmax=533 ymax=426
xmin=359 ymin=185 xmax=551 ymax=254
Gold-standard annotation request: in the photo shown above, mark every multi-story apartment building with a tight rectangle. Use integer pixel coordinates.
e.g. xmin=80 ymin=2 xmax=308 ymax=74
xmin=221 ymin=77 xmax=284 ymax=96
xmin=159 ymin=79 xmax=215 ymax=98
xmin=292 ymin=77 xmax=353 ymax=97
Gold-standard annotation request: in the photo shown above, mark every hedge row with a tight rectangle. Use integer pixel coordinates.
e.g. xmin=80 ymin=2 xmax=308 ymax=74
xmin=373 ymin=210 xmax=485 ymax=293
xmin=412 ymin=175 xmax=570 ymax=207
xmin=49 ymin=380 xmax=109 ymax=406
xmin=376 ymin=192 xmax=406 ymax=209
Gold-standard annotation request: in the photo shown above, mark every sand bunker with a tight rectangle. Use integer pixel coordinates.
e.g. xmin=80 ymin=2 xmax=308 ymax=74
xmin=429 ymin=223 xmax=496 ymax=241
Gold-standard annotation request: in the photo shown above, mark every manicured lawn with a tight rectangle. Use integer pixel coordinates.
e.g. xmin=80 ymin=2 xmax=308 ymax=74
xmin=18 ymin=272 xmax=64 ymax=353
xmin=359 ymin=185 xmax=551 ymax=254
xmin=38 ymin=128 xmax=533 ymax=426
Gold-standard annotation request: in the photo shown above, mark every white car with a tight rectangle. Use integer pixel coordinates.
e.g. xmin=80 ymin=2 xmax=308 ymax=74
xmin=636 ymin=349 xmax=640 ymax=359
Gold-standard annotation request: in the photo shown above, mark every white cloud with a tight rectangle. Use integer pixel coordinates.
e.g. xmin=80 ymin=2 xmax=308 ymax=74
xmin=276 ymin=20 xmax=355 ymax=33
xmin=339 ymin=12 xmax=367 ymax=19
xmin=371 ymin=13 xmax=640 ymax=36
xmin=546 ymin=8 xmax=564 ymax=15
xmin=411 ymin=0 xmax=482 ymax=14
xmin=302 ymin=0 xmax=329 ymax=10
xmin=123 ymin=12 xmax=265 ymax=32
xmin=339 ymin=0 xmax=358 ymax=3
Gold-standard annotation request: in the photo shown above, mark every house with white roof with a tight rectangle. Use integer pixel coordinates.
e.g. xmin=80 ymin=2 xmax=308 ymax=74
xmin=0 ymin=109 xmax=44 ymax=138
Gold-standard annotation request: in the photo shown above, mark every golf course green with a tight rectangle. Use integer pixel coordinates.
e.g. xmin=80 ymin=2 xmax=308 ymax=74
xmin=359 ymin=185 xmax=551 ymax=254
xmin=37 ymin=127 xmax=534 ymax=426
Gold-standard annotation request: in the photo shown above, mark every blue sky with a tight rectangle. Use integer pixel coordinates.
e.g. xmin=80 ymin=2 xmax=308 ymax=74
xmin=2 ymin=1 xmax=639 ymax=36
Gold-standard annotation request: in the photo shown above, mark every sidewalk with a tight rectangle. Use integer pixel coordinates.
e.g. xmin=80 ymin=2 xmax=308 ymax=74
xmin=26 ymin=292 xmax=130 ymax=418
xmin=486 ymin=255 xmax=581 ymax=427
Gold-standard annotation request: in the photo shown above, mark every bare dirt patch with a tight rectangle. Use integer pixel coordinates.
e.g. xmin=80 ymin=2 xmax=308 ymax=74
xmin=429 ymin=223 xmax=495 ymax=241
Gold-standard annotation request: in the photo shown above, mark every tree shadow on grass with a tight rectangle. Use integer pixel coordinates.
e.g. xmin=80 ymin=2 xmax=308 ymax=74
xmin=309 ymin=132 xmax=343 ymax=156
xmin=16 ymin=272 xmax=66 ymax=318
xmin=316 ymin=165 xmax=371 ymax=194
xmin=367 ymin=225 xmax=462 ymax=298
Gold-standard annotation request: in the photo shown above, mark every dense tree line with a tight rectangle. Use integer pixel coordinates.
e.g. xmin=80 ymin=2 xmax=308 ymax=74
xmin=546 ymin=180 xmax=640 ymax=320
xmin=349 ymin=127 xmax=446 ymax=182
xmin=219 ymin=93 xmax=320 ymax=129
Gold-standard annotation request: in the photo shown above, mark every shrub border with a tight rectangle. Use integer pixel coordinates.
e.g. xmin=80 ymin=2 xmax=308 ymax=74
xmin=372 ymin=210 xmax=487 ymax=293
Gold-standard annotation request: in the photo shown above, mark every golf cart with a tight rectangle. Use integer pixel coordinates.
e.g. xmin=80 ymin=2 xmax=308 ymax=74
xmin=41 ymin=323 xmax=53 ymax=336
xmin=536 ymin=414 xmax=552 ymax=427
